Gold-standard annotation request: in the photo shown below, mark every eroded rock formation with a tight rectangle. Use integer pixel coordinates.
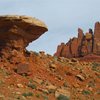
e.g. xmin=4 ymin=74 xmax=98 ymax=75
xmin=54 ymin=22 xmax=100 ymax=58
xmin=0 ymin=15 xmax=48 ymax=60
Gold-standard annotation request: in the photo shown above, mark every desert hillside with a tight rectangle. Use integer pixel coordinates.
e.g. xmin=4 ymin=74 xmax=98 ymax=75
xmin=0 ymin=15 xmax=100 ymax=100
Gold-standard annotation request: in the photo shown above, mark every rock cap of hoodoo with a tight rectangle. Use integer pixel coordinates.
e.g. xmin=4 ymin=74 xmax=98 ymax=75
xmin=0 ymin=15 xmax=48 ymax=57
xmin=0 ymin=15 xmax=48 ymax=28
xmin=0 ymin=15 xmax=48 ymax=42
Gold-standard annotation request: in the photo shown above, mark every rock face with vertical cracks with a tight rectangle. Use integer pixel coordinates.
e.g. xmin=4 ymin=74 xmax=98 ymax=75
xmin=0 ymin=15 xmax=48 ymax=59
xmin=54 ymin=22 xmax=100 ymax=58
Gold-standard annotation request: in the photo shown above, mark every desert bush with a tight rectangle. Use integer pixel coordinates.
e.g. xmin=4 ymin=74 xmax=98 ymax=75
xmin=28 ymin=83 xmax=37 ymax=89
xmin=91 ymin=62 xmax=100 ymax=72
xmin=57 ymin=94 xmax=70 ymax=100
xmin=35 ymin=94 xmax=41 ymax=98
xmin=22 ymin=92 xmax=33 ymax=97
xmin=82 ymin=90 xmax=91 ymax=95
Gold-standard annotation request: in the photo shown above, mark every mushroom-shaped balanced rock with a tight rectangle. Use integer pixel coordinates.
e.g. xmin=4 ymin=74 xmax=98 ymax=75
xmin=0 ymin=15 xmax=48 ymax=58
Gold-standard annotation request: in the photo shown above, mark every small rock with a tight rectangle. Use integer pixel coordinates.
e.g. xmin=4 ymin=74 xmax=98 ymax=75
xmin=16 ymin=63 xmax=31 ymax=76
xmin=76 ymin=74 xmax=85 ymax=81
xmin=56 ymin=75 xmax=63 ymax=80
xmin=49 ymin=63 xmax=57 ymax=69
xmin=18 ymin=96 xmax=27 ymax=100
xmin=39 ymin=51 xmax=45 ymax=55
xmin=71 ymin=58 xmax=78 ymax=63
xmin=33 ymin=77 xmax=44 ymax=85
xmin=0 ymin=94 xmax=5 ymax=99
xmin=17 ymin=84 xmax=23 ymax=88
xmin=15 ymin=92 xmax=21 ymax=95
xmin=38 ymin=88 xmax=49 ymax=94
xmin=73 ymin=83 xmax=80 ymax=88
xmin=46 ymin=84 xmax=57 ymax=90
xmin=88 ymin=87 xmax=93 ymax=91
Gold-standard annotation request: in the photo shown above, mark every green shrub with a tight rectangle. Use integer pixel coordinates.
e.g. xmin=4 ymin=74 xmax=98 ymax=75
xmin=43 ymin=95 xmax=48 ymax=100
xmin=22 ymin=92 xmax=33 ymax=97
xmin=29 ymin=79 xmax=33 ymax=83
xmin=57 ymin=94 xmax=70 ymax=100
xmin=91 ymin=62 xmax=100 ymax=72
xmin=82 ymin=90 xmax=91 ymax=95
xmin=48 ymin=89 xmax=55 ymax=94
xmin=28 ymin=83 xmax=37 ymax=89
xmin=41 ymin=94 xmax=48 ymax=100
xmin=35 ymin=94 xmax=41 ymax=98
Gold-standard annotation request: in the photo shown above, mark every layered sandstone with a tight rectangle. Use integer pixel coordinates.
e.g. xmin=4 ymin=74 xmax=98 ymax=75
xmin=54 ymin=22 xmax=100 ymax=58
xmin=93 ymin=22 xmax=100 ymax=54
xmin=0 ymin=15 xmax=48 ymax=59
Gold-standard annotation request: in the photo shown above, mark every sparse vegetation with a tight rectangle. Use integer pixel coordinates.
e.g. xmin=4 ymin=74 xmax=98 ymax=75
xmin=42 ymin=95 xmax=48 ymax=100
xmin=88 ymin=81 xmax=95 ymax=87
xmin=82 ymin=90 xmax=91 ymax=95
xmin=91 ymin=62 xmax=100 ymax=72
xmin=28 ymin=83 xmax=37 ymax=89
xmin=35 ymin=94 xmax=41 ymax=98
xmin=57 ymin=94 xmax=70 ymax=100
xmin=22 ymin=92 xmax=33 ymax=97
xmin=48 ymin=89 xmax=55 ymax=94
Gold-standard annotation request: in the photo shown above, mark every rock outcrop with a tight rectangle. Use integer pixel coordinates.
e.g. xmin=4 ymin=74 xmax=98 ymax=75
xmin=54 ymin=22 xmax=100 ymax=58
xmin=93 ymin=22 xmax=100 ymax=54
xmin=0 ymin=15 xmax=48 ymax=59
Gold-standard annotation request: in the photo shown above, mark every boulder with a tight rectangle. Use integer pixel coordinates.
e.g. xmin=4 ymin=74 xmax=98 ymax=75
xmin=16 ymin=63 xmax=31 ymax=76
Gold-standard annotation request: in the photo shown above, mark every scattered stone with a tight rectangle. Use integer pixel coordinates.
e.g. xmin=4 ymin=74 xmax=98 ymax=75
xmin=33 ymin=77 xmax=44 ymax=85
xmin=56 ymin=75 xmax=63 ymax=80
xmin=15 ymin=92 xmax=21 ymax=95
xmin=76 ymin=75 xmax=85 ymax=81
xmin=0 ymin=94 xmax=5 ymax=99
xmin=49 ymin=63 xmax=57 ymax=69
xmin=46 ymin=84 xmax=57 ymax=93
xmin=39 ymin=51 xmax=45 ymax=55
xmin=18 ymin=96 xmax=27 ymax=100
xmin=17 ymin=84 xmax=23 ymax=88
xmin=38 ymin=88 xmax=49 ymax=94
xmin=71 ymin=58 xmax=78 ymax=63
xmin=73 ymin=83 xmax=80 ymax=88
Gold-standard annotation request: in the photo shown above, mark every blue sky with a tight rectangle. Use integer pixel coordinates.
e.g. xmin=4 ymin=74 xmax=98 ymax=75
xmin=0 ymin=0 xmax=100 ymax=55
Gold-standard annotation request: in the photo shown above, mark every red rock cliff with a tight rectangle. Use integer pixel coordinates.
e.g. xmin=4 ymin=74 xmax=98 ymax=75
xmin=54 ymin=22 xmax=100 ymax=58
